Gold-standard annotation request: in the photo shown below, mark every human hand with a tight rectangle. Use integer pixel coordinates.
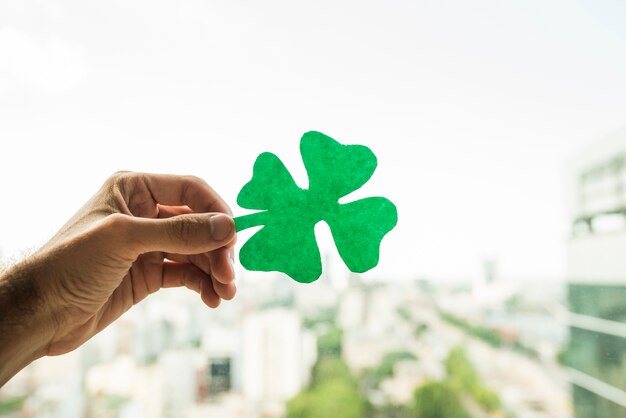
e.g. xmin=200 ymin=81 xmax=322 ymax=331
xmin=0 ymin=172 xmax=236 ymax=384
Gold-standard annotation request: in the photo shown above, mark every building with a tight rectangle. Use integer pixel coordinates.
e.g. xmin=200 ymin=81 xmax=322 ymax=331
xmin=567 ymin=126 xmax=626 ymax=418
xmin=200 ymin=324 xmax=241 ymax=398
xmin=241 ymin=309 xmax=317 ymax=414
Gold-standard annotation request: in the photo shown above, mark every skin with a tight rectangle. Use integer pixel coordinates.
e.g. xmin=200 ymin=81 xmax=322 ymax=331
xmin=0 ymin=172 xmax=237 ymax=386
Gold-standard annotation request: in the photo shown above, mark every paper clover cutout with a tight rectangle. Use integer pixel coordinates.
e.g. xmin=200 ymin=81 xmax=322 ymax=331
xmin=233 ymin=131 xmax=398 ymax=283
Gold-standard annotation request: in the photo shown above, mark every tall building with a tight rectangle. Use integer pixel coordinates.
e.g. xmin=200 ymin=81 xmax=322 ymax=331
xmin=241 ymin=309 xmax=317 ymax=407
xmin=200 ymin=324 xmax=241 ymax=398
xmin=567 ymin=126 xmax=626 ymax=418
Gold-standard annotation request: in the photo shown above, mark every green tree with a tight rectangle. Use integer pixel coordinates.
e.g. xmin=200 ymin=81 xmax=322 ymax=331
xmin=445 ymin=347 xmax=501 ymax=412
xmin=286 ymin=391 xmax=314 ymax=418
xmin=287 ymin=356 xmax=366 ymax=418
xmin=368 ymin=351 xmax=417 ymax=388
xmin=411 ymin=382 xmax=472 ymax=418
xmin=445 ymin=347 xmax=478 ymax=391
xmin=317 ymin=324 xmax=343 ymax=358
xmin=312 ymin=357 xmax=355 ymax=387
xmin=287 ymin=381 xmax=365 ymax=418
xmin=397 ymin=306 xmax=411 ymax=321
xmin=370 ymin=404 xmax=414 ymax=418
xmin=415 ymin=323 xmax=429 ymax=337
xmin=303 ymin=308 xmax=337 ymax=329
xmin=286 ymin=358 xmax=365 ymax=418
xmin=473 ymin=385 xmax=501 ymax=412
xmin=0 ymin=397 xmax=26 ymax=415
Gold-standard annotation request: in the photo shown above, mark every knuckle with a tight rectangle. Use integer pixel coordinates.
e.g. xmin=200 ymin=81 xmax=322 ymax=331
xmin=109 ymin=170 xmax=131 ymax=184
xmin=112 ymin=170 xmax=131 ymax=178
xmin=104 ymin=171 xmax=134 ymax=192
xmin=86 ymin=214 xmax=137 ymax=254
xmin=183 ymin=174 xmax=207 ymax=186
xmin=182 ymin=175 xmax=210 ymax=197
xmin=101 ymin=213 xmax=132 ymax=237
xmin=166 ymin=216 xmax=201 ymax=247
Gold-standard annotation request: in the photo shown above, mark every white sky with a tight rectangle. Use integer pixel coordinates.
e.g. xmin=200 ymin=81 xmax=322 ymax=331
xmin=1 ymin=0 xmax=626 ymax=282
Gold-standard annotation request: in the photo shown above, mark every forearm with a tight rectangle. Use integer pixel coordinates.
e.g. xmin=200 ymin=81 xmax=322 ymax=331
xmin=0 ymin=261 xmax=55 ymax=386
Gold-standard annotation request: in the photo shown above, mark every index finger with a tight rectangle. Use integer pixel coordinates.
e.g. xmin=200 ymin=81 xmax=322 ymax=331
xmin=138 ymin=173 xmax=232 ymax=215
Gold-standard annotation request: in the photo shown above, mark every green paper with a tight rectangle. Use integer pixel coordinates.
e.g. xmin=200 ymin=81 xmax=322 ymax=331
xmin=234 ymin=131 xmax=398 ymax=283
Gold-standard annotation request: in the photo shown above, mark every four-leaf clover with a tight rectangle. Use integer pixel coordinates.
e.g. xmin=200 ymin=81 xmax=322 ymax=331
xmin=233 ymin=131 xmax=398 ymax=283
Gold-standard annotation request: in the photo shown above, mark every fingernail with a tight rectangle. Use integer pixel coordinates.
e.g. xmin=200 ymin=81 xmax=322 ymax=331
xmin=210 ymin=214 xmax=234 ymax=241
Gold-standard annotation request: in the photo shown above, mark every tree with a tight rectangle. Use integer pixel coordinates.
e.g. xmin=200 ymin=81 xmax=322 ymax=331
xmin=317 ymin=324 xmax=343 ymax=358
xmin=445 ymin=346 xmax=501 ymax=412
xmin=412 ymin=382 xmax=472 ymax=418
xmin=286 ymin=356 xmax=365 ymax=418
xmin=312 ymin=357 xmax=355 ymax=387
xmin=287 ymin=381 xmax=365 ymax=418
xmin=368 ymin=351 xmax=417 ymax=388
xmin=286 ymin=391 xmax=314 ymax=418
xmin=445 ymin=347 xmax=478 ymax=391
xmin=473 ymin=384 xmax=501 ymax=412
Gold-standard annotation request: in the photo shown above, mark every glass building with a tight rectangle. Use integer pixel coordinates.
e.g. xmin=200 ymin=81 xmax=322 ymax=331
xmin=568 ymin=126 xmax=626 ymax=418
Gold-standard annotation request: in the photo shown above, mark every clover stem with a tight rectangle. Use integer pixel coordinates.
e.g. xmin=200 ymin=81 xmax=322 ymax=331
xmin=233 ymin=211 xmax=269 ymax=232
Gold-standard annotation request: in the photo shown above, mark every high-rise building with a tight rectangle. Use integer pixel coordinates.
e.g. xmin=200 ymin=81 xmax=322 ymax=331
xmin=200 ymin=324 xmax=241 ymax=398
xmin=567 ymin=126 xmax=626 ymax=418
xmin=241 ymin=309 xmax=317 ymax=406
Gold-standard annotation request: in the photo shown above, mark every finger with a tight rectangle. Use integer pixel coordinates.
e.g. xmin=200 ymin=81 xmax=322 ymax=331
xmin=166 ymin=252 xmax=212 ymax=278
xmin=200 ymin=274 xmax=221 ymax=308
xmin=124 ymin=213 xmax=235 ymax=255
xmin=217 ymin=234 xmax=237 ymax=281
xmin=209 ymin=246 xmax=235 ymax=284
xmin=212 ymin=277 xmax=237 ymax=300
xmin=164 ymin=253 xmax=192 ymax=264
xmin=161 ymin=262 xmax=208 ymax=294
xmin=157 ymin=204 xmax=193 ymax=218
xmin=165 ymin=252 xmax=212 ymax=275
xmin=170 ymin=246 xmax=235 ymax=285
xmin=140 ymin=173 xmax=232 ymax=215
xmin=163 ymin=255 xmax=236 ymax=300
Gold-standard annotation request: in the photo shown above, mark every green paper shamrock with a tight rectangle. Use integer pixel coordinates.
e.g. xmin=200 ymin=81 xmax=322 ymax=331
xmin=233 ymin=131 xmax=398 ymax=283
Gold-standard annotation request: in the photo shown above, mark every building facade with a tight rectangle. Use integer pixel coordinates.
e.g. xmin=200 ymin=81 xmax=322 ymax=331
xmin=241 ymin=309 xmax=317 ymax=406
xmin=568 ymin=126 xmax=626 ymax=418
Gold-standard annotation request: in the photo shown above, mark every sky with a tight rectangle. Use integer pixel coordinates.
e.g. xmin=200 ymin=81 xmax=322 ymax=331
xmin=1 ymin=0 xmax=626 ymax=282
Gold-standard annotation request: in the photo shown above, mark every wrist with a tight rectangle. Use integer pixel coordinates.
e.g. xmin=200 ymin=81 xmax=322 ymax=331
xmin=0 ymin=259 xmax=57 ymax=386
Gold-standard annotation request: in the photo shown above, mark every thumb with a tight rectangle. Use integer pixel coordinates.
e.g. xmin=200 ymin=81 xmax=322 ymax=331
xmin=127 ymin=213 xmax=235 ymax=254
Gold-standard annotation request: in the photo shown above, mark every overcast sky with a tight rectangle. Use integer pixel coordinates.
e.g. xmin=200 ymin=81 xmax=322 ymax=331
xmin=1 ymin=0 xmax=626 ymax=282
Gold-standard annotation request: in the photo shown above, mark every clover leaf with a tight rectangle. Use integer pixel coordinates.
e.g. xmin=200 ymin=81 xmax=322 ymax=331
xmin=233 ymin=131 xmax=398 ymax=283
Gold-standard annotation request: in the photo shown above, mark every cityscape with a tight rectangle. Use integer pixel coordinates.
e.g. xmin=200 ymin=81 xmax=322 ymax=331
xmin=2 ymin=127 xmax=626 ymax=417
xmin=0 ymin=268 xmax=570 ymax=418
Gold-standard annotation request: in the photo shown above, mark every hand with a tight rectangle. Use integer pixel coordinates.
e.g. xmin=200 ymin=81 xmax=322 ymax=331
xmin=0 ymin=172 xmax=236 ymax=385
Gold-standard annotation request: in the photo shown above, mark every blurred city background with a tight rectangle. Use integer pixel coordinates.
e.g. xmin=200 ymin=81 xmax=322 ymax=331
xmin=2 ymin=1 xmax=626 ymax=417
